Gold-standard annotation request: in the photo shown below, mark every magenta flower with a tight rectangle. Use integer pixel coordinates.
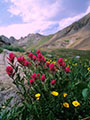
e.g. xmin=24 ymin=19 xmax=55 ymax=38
xmin=51 ymin=80 xmax=56 ymax=85
xmin=29 ymin=79 xmax=34 ymax=85
xmin=8 ymin=53 xmax=16 ymax=63
xmin=41 ymin=74 xmax=45 ymax=82
xmin=65 ymin=67 xmax=70 ymax=73
xmin=6 ymin=66 xmax=13 ymax=76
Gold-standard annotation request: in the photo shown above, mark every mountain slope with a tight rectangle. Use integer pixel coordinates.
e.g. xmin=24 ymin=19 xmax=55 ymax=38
xmin=39 ymin=13 xmax=90 ymax=50
xmin=17 ymin=33 xmax=53 ymax=50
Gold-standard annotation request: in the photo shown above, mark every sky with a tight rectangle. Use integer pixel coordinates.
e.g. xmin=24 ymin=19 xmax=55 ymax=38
xmin=0 ymin=0 xmax=90 ymax=39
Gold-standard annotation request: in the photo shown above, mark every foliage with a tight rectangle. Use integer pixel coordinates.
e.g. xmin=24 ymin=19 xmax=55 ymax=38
xmin=0 ymin=47 xmax=3 ymax=53
xmin=2 ymin=45 xmax=25 ymax=52
xmin=50 ymin=48 xmax=90 ymax=59
xmin=3 ymin=50 xmax=90 ymax=120
xmin=31 ymin=35 xmax=53 ymax=49
xmin=64 ymin=40 xmax=69 ymax=42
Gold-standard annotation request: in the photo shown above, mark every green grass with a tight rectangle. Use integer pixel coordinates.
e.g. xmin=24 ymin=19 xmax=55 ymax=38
xmin=64 ymin=40 xmax=69 ymax=42
xmin=2 ymin=45 xmax=25 ymax=52
xmin=0 ymin=47 xmax=3 ymax=53
xmin=26 ymin=38 xmax=34 ymax=49
xmin=31 ymin=35 xmax=53 ymax=49
xmin=49 ymin=48 xmax=90 ymax=60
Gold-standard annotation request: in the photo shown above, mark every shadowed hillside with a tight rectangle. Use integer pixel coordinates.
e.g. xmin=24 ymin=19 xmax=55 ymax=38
xmin=39 ymin=13 xmax=90 ymax=50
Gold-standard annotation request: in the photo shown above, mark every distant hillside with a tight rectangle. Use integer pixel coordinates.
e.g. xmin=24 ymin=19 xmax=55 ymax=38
xmin=39 ymin=13 xmax=90 ymax=50
xmin=17 ymin=33 xmax=53 ymax=50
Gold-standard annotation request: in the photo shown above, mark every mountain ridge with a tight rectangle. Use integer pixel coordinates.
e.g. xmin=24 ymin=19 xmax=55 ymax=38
xmin=0 ymin=13 xmax=90 ymax=50
xmin=39 ymin=13 xmax=90 ymax=50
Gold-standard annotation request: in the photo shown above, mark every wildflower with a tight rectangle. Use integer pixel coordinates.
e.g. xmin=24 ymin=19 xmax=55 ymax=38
xmin=41 ymin=74 xmax=45 ymax=82
xmin=52 ymin=61 xmax=56 ymax=64
xmin=65 ymin=67 xmax=70 ymax=73
xmin=87 ymin=68 xmax=90 ymax=72
xmin=38 ymin=53 xmax=43 ymax=61
xmin=61 ymin=62 xmax=66 ymax=67
xmin=28 ymin=52 xmax=33 ymax=59
xmin=65 ymin=59 xmax=67 ymax=62
xmin=31 ymin=73 xmax=37 ymax=79
xmin=33 ymin=55 xmax=37 ymax=61
xmin=46 ymin=61 xmax=49 ymax=67
xmin=24 ymin=60 xmax=32 ymax=67
xmin=75 ymin=63 xmax=77 ymax=66
xmin=35 ymin=93 xmax=41 ymax=98
xmin=36 ymin=97 xmax=39 ymax=101
xmin=51 ymin=91 xmax=59 ymax=96
xmin=6 ymin=66 xmax=13 ymax=76
xmin=37 ymin=73 xmax=40 ymax=78
xmin=51 ymin=80 xmax=56 ymax=85
xmin=67 ymin=65 xmax=69 ymax=67
xmin=17 ymin=56 xmax=25 ymax=65
xmin=42 ymin=56 xmax=46 ymax=62
xmin=63 ymin=93 xmax=68 ymax=97
xmin=36 ymin=50 xmax=41 ymax=54
xmin=50 ymin=60 xmax=52 ymax=62
xmin=57 ymin=58 xmax=64 ymax=64
xmin=49 ymin=63 xmax=55 ymax=71
xmin=63 ymin=102 xmax=69 ymax=108
xmin=8 ymin=53 xmax=16 ymax=63
xmin=29 ymin=79 xmax=34 ymax=85
xmin=72 ymin=101 xmax=80 ymax=107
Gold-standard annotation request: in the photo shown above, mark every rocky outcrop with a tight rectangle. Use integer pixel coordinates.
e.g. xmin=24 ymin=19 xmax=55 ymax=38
xmin=17 ymin=33 xmax=45 ymax=46
xmin=0 ymin=35 xmax=17 ymax=46
xmin=0 ymin=50 xmax=21 ymax=106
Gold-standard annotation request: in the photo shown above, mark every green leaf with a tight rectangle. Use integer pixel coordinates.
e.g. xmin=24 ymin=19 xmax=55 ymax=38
xmin=88 ymin=82 xmax=90 ymax=89
xmin=82 ymin=88 xmax=88 ymax=100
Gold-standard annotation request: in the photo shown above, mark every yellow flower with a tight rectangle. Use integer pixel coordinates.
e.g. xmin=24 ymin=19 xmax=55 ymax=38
xmin=36 ymin=97 xmax=39 ymax=101
xmin=72 ymin=64 xmax=75 ymax=66
xmin=63 ymin=102 xmax=69 ymax=108
xmin=75 ymin=63 xmax=77 ymax=66
xmin=35 ymin=93 xmax=41 ymax=98
xmin=51 ymin=91 xmax=59 ymax=96
xmin=52 ymin=61 xmax=56 ymax=64
xmin=65 ymin=59 xmax=67 ymax=62
xmin=67 ymin=65 xmax=69 ymax=67
xmin=63 ymin=93 xmax=68 ymax=97
xmin=50 ymin=60 xmax=52 ymax=62
xmin=72 ymin=101 xmax=80 ymax=107
xmin=87 ymin=68 xmax=90 ymax=72
xmin=47 ymin=61 xmax=50 ymax=63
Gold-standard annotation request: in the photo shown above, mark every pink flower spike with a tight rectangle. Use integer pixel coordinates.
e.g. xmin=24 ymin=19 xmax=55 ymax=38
xmin=32 ymin=73 xmax=37 ymax=79
xmin=51 ymin=80 xmax=56 ymax=85
xmin=49 ymin=63 xmax=55 ymax=71
xmin=28 ymin=52 xmax=33 ymax=59
xmin=41 ymin=74 xmax=45 ymax=82
xmin=36 ymin=50 xmax=41 ymax=54
xmin=33 ymin=55 xmax=37 ymax=61
xmin=65 ymin=67 xmax=70 ymax=73
xmin=8 ymin=53 xmax=16 ymax=63
xmin=29 ymin=79 xmax=34 ymax=85
xmin=6 ymin=66 xmax=13 ymax=76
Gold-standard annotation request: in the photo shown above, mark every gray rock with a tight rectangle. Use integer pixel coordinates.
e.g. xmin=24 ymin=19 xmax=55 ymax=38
xmin=75 ymin=56 xmax=80 ymax=59
xmin=0 ymin=35 xmax=16 ymax=45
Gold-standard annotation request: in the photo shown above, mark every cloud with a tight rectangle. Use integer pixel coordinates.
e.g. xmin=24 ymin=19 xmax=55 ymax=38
xmin=0 ymin=21 xmax=57 ymax=39
xmin=1 ymin=0 xmax=90 ymax=39
xmin=8 ymin=0 xmax=62 ymax=22
xmin=58 ymin=6 xmax=90 ymax=30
